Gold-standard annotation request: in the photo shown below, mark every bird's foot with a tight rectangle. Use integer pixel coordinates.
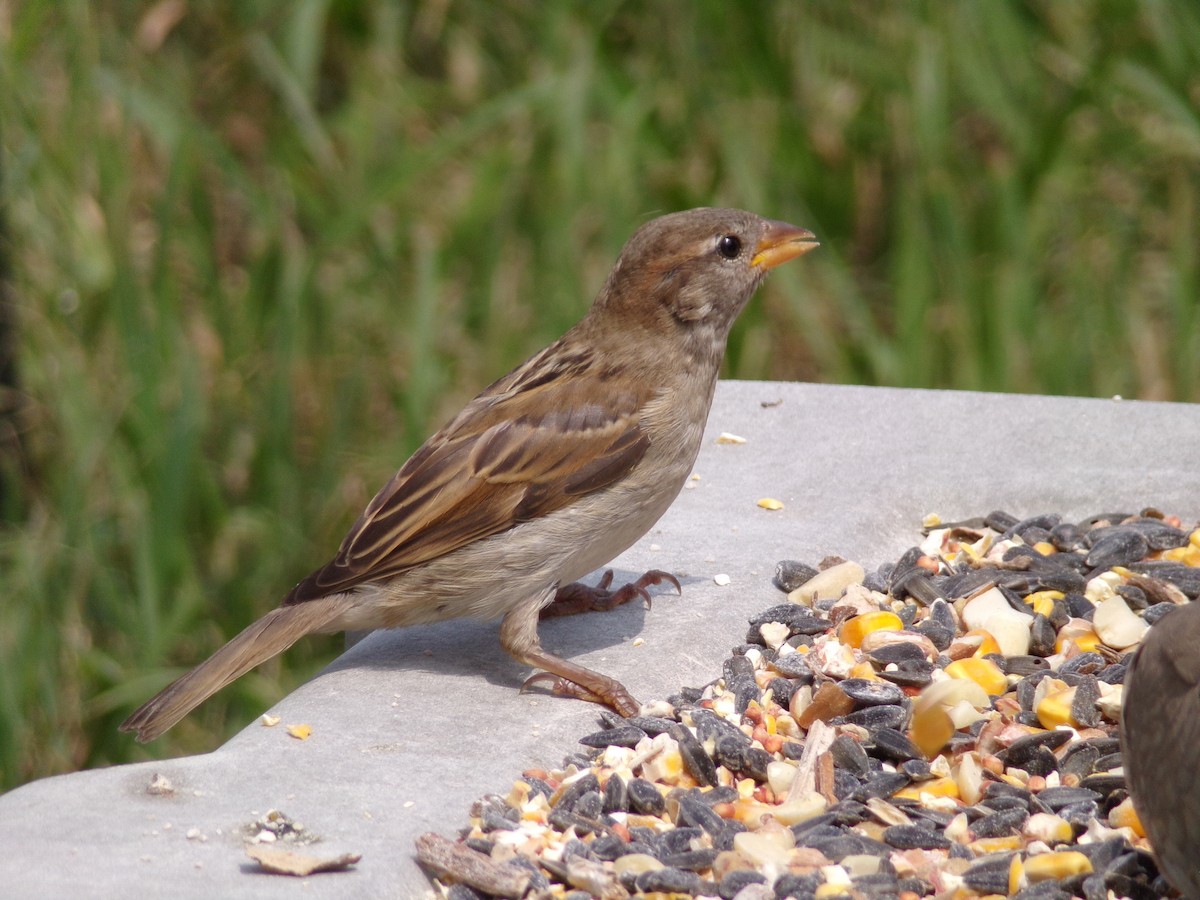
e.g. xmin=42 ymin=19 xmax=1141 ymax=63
xmin=520 ymin=671 xmax=640 ymax=717
xmin=539 ymin=569 xmax=681 ymax=619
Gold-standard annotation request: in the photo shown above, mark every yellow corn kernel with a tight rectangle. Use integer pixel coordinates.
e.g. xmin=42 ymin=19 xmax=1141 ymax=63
xmin=1024 ymin=589 xmax=1064 ymax=617
xmin=1055 ymin=622 xmax=1101 ymax=654
xmin=894 ymin=777 xmax=960 ymax=801
xmin=1163 ymin=545 xmax=1200 ymax=567
xmin=954 ymin=539 xmax=985 ymax=563
xmin=910 ymin=704 xmax=955 ymax=759
xmin=729 ymin=798 xmax=776 ymax=826
xmin=506 ymin=780 xmax=531 ymax=809
xmin=1036 ymin=687 xmax=1078 ymax=729
xmin=1108 ymin=796 xmax=1145 ymax=837
xmin=1032 ymin=541 xmax=1057 ymax=556
xmin=839 ymin=610 xmax=904 ymax=649
xmin=641 ymin=745 xmax=684 ymax=784
xmin=1024 ymin=851 xmax=1093 ymax=882
xmin=964 ymin=628 xmax=1002 ymax=658
xmin=1027 ymin=596 xmax=1054 ymax=617
xmin=848 ymin=661 xmax=879 ymax=680
xmin=969 ymin=835 xmax=1023 ymax=855
xmin=815 ymin=885 xmax=853 ymax=899
xmin=1009 ymin=855 xmax=1024 ymax=895
xmin=1023 ymin=812 xmax=1073 ymax=844
xmin=944 ymin=658 xmax=1007 ymax=696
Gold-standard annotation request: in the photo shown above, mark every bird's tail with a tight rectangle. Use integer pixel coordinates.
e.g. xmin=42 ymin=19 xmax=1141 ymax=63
xmin=119 ymin=596 xmax=353 ymax=743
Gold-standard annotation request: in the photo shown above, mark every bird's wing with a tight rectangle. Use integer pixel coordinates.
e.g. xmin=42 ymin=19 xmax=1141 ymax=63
xmin=284 ymin=344 xmax=651 ymax=603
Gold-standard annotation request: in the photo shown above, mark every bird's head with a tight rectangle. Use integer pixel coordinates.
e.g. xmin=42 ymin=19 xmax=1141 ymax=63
xmin=594 ymin=207 xmax=818 ymax=343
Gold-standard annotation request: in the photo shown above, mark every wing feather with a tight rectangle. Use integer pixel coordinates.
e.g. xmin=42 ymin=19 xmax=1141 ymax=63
xmin=285 ymin=347 xmax=650 ymax=603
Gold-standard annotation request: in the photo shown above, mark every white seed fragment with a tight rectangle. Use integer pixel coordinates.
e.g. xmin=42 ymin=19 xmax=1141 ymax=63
xmin=146 ymin=773 xmax=175 ymax=795
xmin=1096 ymin=682 xmax=1124 ymax=721
xmin=822 ymin=863 xmax=854 ymax=884
xmin=1092 ymin=596 xmax=1148 ymax=649
xmin=787 ymin=560 xmax=865 ymax=605
xmin=733 ymin=828 xmax=795 ymax=868
xmin=807 ymin=639 xmax=857 ymax=679
xmin=955 ymin=751 xmax=984 ymax=805
xmin=759 ymin=621 xmax=790 ymax=650
xmin=984 ymin=613 xmax=1033 ymax=657
xmin=865 ymin=797 xmax=911 ymax=827
xmin=1085 ymin=572 xmax=1121 ymax=604
xmin=612 ymin=853 xmax=663 ymax=878
xmin=961 ymin=586 xmax=1032 ymax=631
xmin=839 ymin=854 xmax=881 ymax=877
xmin=766 ymin=760 xmax=798 ymax=796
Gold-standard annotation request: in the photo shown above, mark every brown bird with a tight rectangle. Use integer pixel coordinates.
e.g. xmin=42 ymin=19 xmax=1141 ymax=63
xmin=1120 ymin=601 xmax=1200 ymax=898
xmin=120 ymin=207 xmax=818 ymax=742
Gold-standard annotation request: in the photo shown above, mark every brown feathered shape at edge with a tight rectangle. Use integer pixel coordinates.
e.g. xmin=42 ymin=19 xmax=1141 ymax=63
xmin=1121 ymin=601 xmax=1200 ymax=899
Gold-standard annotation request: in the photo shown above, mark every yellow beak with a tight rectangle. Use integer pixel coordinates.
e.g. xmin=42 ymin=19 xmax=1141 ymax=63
xmin=751 ymin=220 xmax=820 ymax=270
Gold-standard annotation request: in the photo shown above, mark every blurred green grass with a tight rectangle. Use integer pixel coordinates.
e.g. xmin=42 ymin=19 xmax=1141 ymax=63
xmin=1 ymin=0 xmax=1197 ymax=788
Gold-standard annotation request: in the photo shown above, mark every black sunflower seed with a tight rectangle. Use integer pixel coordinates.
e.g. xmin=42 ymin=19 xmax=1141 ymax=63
xmin=626 ymin=778 xmax=665 ymax=815
xmin=867 ymin=727 xmax=923 ymax=762
xmin=579 ymin=725 xmax=646 ymax=749
xmin=669 ymin=723 xmax=718 ymax=787
xmin=883 ymin=824 xmax=952 ymax=850
xmin=773 ymin=560 xmax=819 ymax=593
xmin=840 ymin=678 xmax=906 ymax=707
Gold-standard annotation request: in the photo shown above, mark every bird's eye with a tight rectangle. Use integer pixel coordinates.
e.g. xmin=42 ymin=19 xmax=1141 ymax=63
xmin=717 ymin=234 xmax=742 ymax=259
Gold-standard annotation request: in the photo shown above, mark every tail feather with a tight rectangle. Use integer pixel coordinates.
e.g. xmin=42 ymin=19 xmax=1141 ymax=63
xmin=120 ymin=597 xmax=353 ymax=743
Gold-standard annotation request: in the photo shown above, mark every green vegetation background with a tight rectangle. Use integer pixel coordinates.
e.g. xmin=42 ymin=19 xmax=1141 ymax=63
xmin=2 ymin=1 xmax=1197 ymax=790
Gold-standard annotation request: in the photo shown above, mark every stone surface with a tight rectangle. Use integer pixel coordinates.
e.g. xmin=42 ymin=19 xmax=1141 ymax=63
xmin=0 ymin=381 xmax=1196 ymax=898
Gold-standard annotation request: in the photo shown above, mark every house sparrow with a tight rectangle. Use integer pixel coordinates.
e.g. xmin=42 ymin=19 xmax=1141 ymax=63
xmin=1120 ymin=602 xmax=1200 ymax=898
xmin=120 ymin=207 xmax=818 ymax=742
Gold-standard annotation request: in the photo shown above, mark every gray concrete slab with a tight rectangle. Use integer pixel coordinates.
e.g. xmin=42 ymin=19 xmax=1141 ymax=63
xmin=1 ymin=381 xmax=1196 ymax=898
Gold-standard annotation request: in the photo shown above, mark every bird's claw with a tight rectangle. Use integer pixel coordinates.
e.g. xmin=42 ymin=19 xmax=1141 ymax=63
xmin=520 ymin=671 xmax=640 ymax=717
xmin=540 ymin=568 xmax=681 ymax=619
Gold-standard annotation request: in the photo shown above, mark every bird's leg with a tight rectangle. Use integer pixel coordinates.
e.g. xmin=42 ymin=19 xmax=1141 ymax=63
xmin=539 ymin=569 xmax=681 ymax=619
xmin=501 ymin=603 xmax=641 ymax=717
